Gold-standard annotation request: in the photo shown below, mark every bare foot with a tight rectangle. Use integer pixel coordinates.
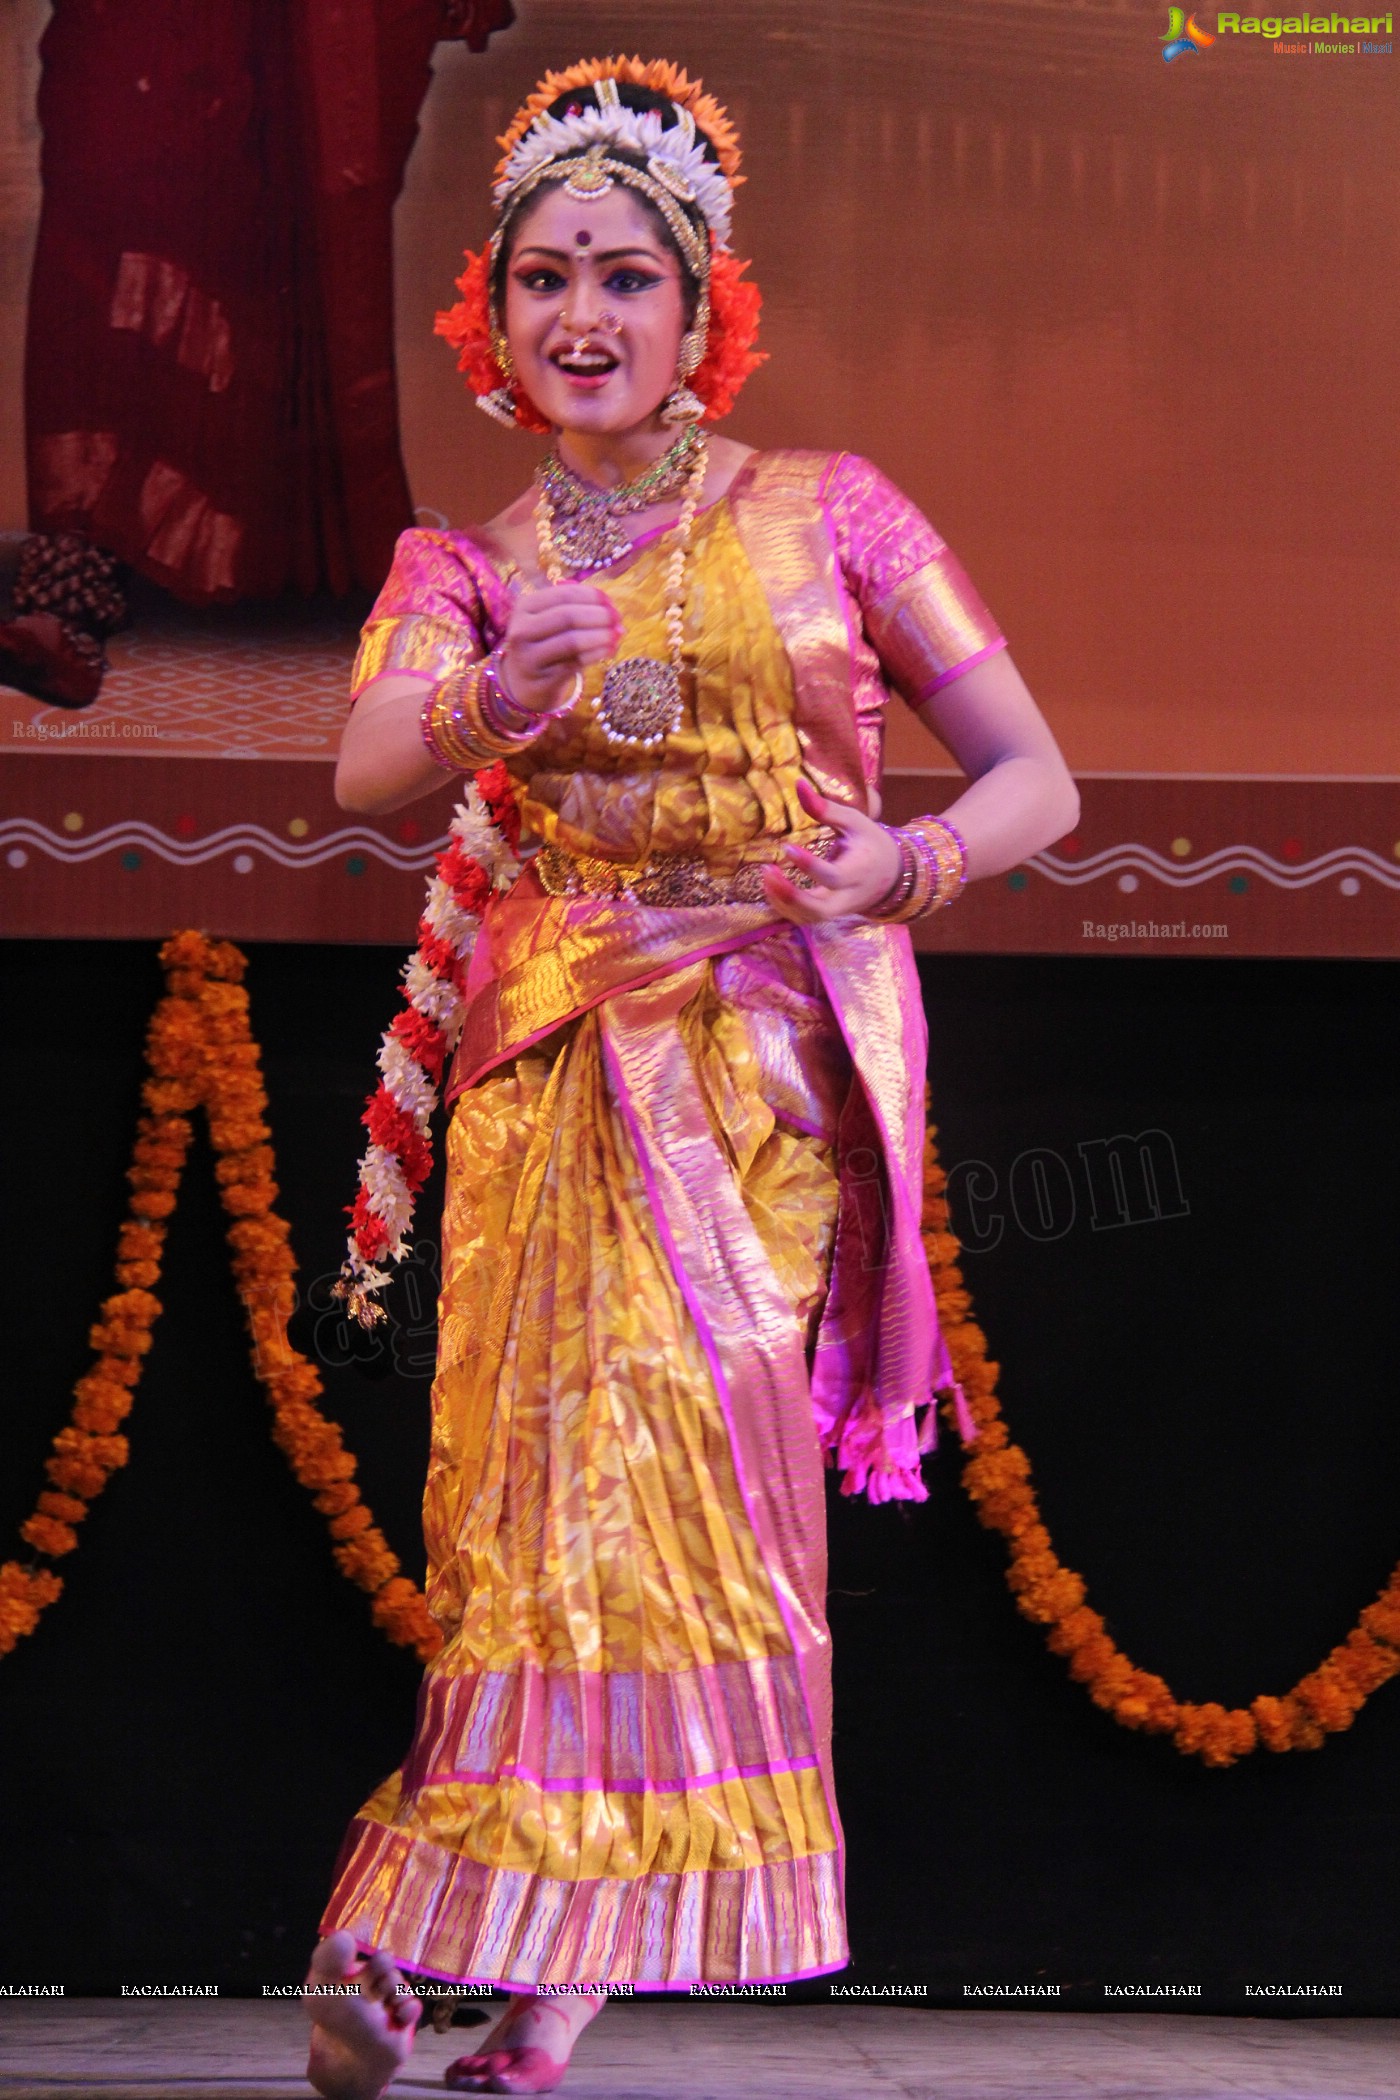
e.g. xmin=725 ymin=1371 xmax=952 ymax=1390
xmin=304 ymin=1930 xmax=421 ymax=2099
xmin=444 ymin=1989 xmax=607 ymax=2094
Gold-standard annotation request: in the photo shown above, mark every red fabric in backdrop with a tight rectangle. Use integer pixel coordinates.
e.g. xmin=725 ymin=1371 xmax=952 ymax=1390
xmin=24 ymin=0 xmax=513 ymax=606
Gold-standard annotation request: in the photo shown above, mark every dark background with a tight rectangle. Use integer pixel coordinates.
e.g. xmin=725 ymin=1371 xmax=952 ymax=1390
xmin=2 ymin=939 xmax=1398 ymax=2009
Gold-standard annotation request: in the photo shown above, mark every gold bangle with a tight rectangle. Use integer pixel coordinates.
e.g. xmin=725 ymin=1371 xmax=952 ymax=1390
xmin=905 ymin=817 xmax=969 ymax=916
xmin=420 ymin=674 xmax=480 ymax=772
xmin=421 ymin=659 xmax=533 ymax=768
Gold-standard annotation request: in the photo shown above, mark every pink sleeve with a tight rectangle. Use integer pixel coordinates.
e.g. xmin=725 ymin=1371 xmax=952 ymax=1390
xmin=349 ymin=528 xmax=500 ymax=704
xmin=820 ymin=453 xmax=1008 ymax=707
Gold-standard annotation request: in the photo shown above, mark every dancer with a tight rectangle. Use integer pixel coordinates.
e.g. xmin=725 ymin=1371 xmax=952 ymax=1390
xmin=304 ymin=57 xmax=1079 ymax=2099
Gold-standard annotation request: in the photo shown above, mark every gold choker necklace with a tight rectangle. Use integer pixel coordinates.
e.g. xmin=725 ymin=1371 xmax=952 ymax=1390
xmin=534 ymin=426 xmax=702 ymax=578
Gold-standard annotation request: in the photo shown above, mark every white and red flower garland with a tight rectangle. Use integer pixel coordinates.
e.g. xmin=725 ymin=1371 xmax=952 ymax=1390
xmin=334 ymin=761 xmax=521 ymax=1329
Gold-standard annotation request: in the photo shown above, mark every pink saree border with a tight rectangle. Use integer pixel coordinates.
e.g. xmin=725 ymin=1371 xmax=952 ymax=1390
xmin=322 ymin=1818 xmax=847 ymax=1988
xmin=343 ymin=1938 xmax=850 ymax=1995
xmin=398 ymin=1652 xmax=820 ymax=1797
xmin=597 ymin=968 xmax=847 ymax=1913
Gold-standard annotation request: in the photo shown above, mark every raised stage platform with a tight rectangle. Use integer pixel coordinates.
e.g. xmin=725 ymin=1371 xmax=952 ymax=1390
xmin=3 ymin=2003 xmax=1400 ymax=2100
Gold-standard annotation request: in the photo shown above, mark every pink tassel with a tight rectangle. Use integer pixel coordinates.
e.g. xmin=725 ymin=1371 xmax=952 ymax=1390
xmin=833 ymin=1392 xmax=930 ymax=1506
xmin=821 ymin=1380 xmax=977 ymax=1505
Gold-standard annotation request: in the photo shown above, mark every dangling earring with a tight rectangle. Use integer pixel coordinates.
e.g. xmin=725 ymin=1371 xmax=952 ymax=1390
xmin=660 ymin=289 xmax=709 ymax=426
xmin=477 ymin=321 xmax=528 ymax=429
xmin=660 ymin=386 xmax=704 ymax=426
xmin=477 ymin=386 xmax=522 ymax=427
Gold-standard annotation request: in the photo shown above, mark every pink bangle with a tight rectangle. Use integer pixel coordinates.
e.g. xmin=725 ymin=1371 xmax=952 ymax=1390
xmin=869 ymin=830 xmax=922 ymax=920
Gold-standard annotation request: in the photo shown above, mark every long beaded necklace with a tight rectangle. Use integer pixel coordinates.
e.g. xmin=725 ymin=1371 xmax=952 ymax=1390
xmin=535 ymin=430 xmax=710 ymax=751
xmin=534 ymin=424 xmax=701 ymax=577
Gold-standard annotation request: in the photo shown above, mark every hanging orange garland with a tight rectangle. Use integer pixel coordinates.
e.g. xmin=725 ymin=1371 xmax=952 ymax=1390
xmin=0 ymin=931 xmax=440 ymax=1665
xmin=920 ymin=1111 xmax=1400 ymax=1767
xmin=9 ymin=936 xmax=1400 ymax=1764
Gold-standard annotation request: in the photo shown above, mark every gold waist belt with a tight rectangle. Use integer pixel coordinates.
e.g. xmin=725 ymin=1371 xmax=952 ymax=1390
xmin=534 ymin=830 xmax=836 ymax=909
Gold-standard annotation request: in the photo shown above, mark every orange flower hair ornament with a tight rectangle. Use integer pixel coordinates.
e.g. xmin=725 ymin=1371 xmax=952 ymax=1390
xmin=434 ymin=56 xmax=765 ymax=430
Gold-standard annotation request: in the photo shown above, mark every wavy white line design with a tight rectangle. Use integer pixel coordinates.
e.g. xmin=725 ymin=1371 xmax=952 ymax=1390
xmin=1031 ymin=844 xmax=1400 ymax=891
xmin=3 ymin=820 xmax=1398 ymax=891
xmin=0 ymin=818 xmax=448 ymax=872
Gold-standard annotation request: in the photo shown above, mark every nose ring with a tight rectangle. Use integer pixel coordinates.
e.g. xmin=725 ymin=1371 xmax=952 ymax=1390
xmin=561 ymin=314 xmax=620 ymax=347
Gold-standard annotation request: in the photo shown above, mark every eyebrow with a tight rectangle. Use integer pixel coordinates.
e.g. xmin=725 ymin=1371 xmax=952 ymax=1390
xmin=512 ymin=244 xmax=669 ymax=265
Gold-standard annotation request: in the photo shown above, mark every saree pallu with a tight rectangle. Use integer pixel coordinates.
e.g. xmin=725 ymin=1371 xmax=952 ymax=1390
xmin=322 ymin=928 xmax=856 ymax=1986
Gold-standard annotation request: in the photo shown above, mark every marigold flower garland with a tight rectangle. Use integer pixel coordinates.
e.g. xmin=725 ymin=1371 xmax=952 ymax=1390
xmin=0 ymin=930 xmax=442 ymax=1664
xmin=921 ymin=1110 xmax=1400 ymax=1767
xmin=9 ymin=896 xmax=1400 ymax=1760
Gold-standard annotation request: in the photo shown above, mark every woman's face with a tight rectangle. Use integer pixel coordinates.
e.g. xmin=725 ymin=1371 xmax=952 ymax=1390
xmin=502 ymin=181 xmax=690 ymax=440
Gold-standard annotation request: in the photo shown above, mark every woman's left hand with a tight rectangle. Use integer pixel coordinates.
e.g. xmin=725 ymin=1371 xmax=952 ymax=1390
xmin=761 ymin=778 xmax=902 ymax=924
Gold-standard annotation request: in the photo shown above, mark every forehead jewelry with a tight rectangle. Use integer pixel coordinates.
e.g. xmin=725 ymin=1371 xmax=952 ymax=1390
xmin=495 ymin=148 xmax=708 ymax=284
xmin=563 ymin=141 xmax=613 ymax=202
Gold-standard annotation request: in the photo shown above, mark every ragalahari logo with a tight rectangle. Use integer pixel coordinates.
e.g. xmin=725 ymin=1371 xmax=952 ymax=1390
xmin=1162 ymin=6 xmax=1218 ymax=54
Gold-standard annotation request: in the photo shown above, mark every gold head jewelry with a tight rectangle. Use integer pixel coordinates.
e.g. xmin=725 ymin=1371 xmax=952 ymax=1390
xmin=484 ymin=60 xmax=743 ymax=388
xmin=469 ymin=60 xmax=750 ymax=432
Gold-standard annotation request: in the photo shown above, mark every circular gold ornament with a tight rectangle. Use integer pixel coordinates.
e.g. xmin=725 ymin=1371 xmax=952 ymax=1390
xmin=595 ymin=657 xmax=683 ymax=749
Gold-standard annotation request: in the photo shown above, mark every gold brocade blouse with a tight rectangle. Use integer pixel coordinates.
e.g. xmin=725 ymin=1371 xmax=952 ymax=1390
xmin=352 ymin=449 xmax=1010 ymax=855
xmin=507 ymin=498 xmax=817 ymax=871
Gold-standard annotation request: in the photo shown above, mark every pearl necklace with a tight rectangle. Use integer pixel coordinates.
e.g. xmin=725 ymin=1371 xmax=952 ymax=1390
xmin=535 ymin=432 xmax=710 ymax=751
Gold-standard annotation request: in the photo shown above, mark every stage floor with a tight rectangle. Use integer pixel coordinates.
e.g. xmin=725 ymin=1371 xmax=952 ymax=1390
xmin=3 ymin=2004 xmax=1400 ymax=2100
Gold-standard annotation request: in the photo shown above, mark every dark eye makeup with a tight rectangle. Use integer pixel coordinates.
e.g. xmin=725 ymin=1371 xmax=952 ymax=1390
xmin=510 ymin=256 xmax=675 ymax=299
xmin=603 ymin=267 xmax=666 ymax=294
xmin=514 ymin=266 xmax=568 ymax=293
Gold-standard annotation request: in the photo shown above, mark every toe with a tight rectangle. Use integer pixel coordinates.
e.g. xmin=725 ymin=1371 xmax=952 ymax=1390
xmin=362 ymin=1951 xmax=395 ymax=1992
xmin=307 ymin=1931 xmax=357 ymax=1986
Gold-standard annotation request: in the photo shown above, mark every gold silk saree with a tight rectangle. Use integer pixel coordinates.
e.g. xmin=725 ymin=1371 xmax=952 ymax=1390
xmin=321 ymin=451 xmax=1005 ymax=1987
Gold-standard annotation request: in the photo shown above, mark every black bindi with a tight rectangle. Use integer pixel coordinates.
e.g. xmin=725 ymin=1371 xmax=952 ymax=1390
xmin=574 ymin=229 xmax=593 ymax=247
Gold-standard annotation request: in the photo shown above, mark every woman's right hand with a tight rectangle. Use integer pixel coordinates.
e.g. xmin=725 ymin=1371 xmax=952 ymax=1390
xmin=499 ymin=583 xmax=621 ymax=715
